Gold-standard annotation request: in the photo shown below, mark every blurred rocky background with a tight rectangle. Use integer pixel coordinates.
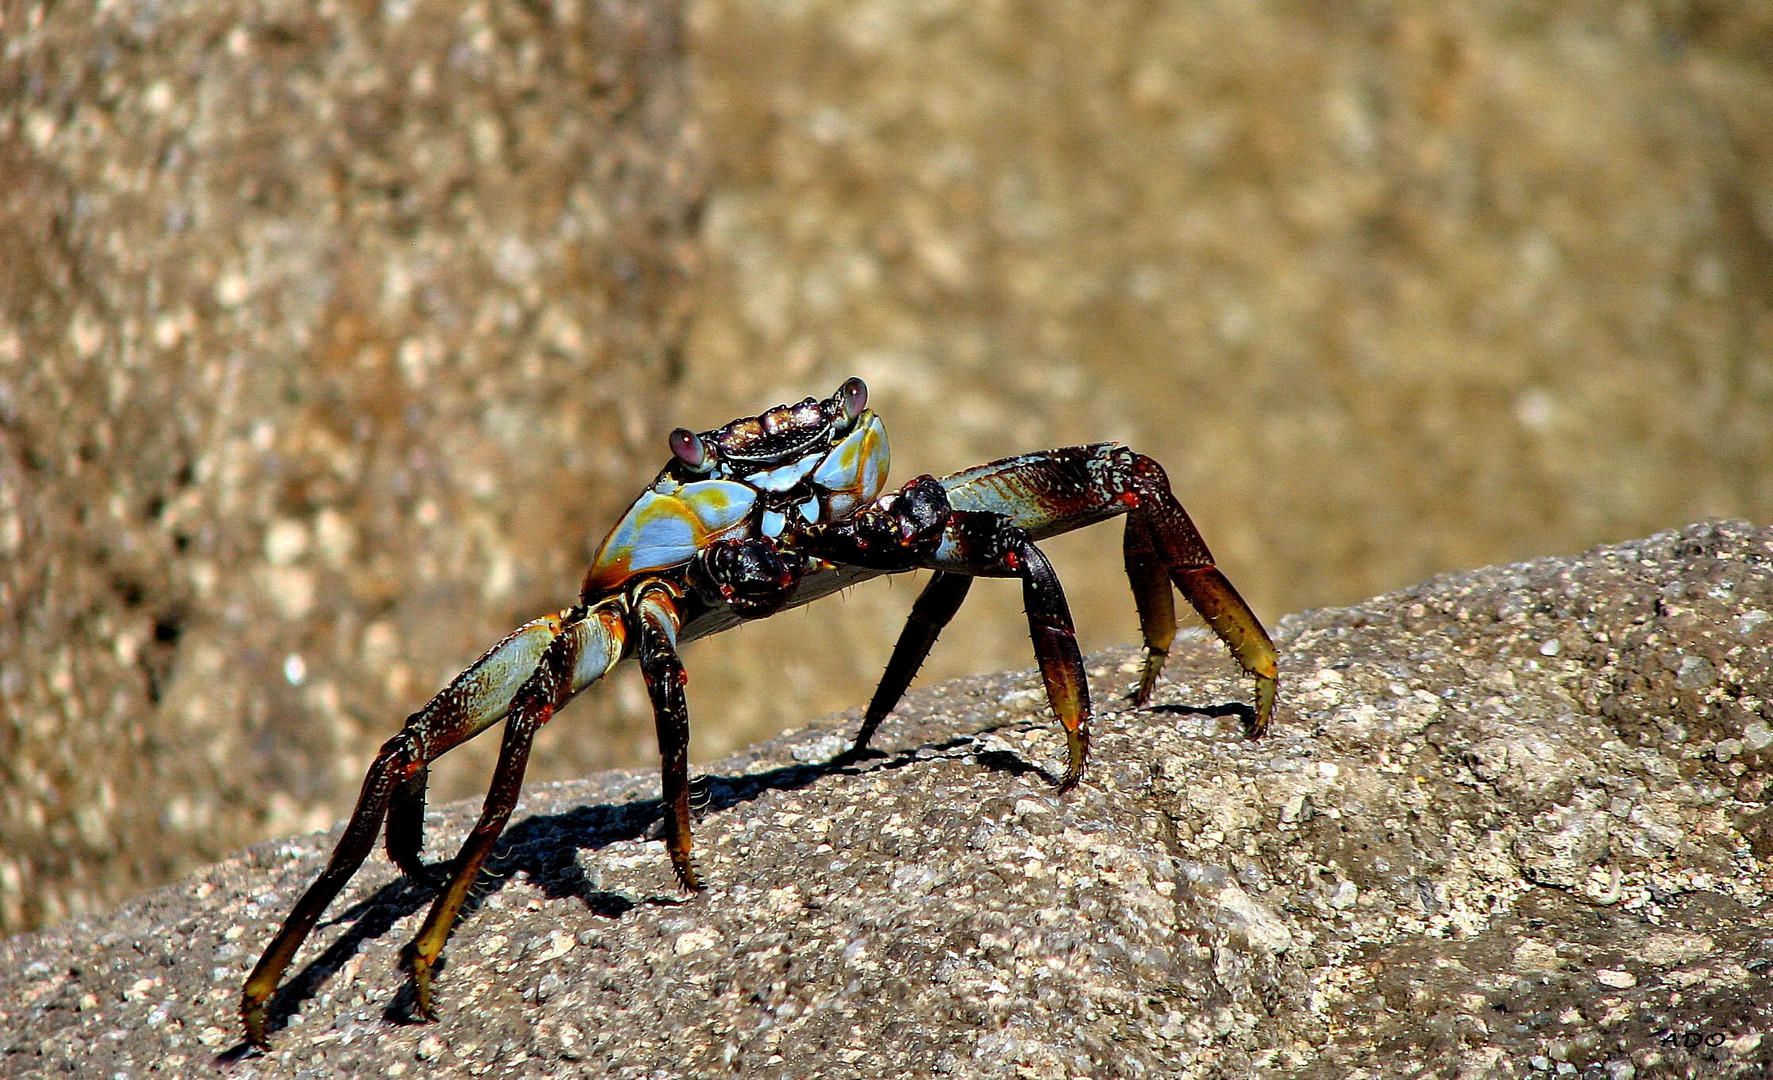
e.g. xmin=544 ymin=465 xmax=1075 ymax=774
xmin=2 ymin=0 xmax=1769 ymax=934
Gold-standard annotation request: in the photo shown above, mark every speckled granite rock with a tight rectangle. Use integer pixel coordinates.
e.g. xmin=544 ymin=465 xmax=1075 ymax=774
xmin=1 ymin=522 xmax=1767 ymax=1078
xmin=0 ymin=0 xmax=699 ymax=933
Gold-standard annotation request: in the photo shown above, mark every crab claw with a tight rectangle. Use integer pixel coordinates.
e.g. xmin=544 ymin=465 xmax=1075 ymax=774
xmin=688 ymin=538 xmax=807 ymax=617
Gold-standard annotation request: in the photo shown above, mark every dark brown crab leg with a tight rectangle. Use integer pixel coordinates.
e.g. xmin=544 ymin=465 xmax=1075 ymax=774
xmin=1121 ymin=510 xmax=1177 ymax=704
xmin=1118 ymin=454 xmax=1277 ymax=734
xmin=794 ymin=477 xmax=1092 ymax=788
xmin=240 ymin=728 xmax=426 ymax=1047
xmin=850 ymin=570 xmax=974 ymax=756
xmin=384 ymin=764 xmax=436 ymax=885
xmin=929 ymin=510 xmax=1092 ymax=788
xmin=933 ymin=444 xmax=1276 ymax=732
xmin=402 ymin=613 xmax=605 ymax=1019
xmin=634 ymin=585 xmax=702 ymax=892
xmin=242 ymin=614 xmax=570 ymax=1046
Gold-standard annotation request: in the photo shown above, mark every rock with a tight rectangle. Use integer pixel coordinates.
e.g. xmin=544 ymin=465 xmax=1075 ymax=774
xmin=0 ymin=522 xmax=1768 ymax=1077
xmin=0 ymin=0 xmax=701 ymax=934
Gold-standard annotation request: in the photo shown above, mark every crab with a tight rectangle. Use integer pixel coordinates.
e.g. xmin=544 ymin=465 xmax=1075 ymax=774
xmin=240 ymin=377 xmax=1278 ymax=1048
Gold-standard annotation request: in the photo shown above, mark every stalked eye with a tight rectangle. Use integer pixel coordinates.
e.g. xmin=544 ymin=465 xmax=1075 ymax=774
xmin=838 ymin=377 xmax=867 ymax=422
xmin=669 ymin=427 xmax=712 ymax=472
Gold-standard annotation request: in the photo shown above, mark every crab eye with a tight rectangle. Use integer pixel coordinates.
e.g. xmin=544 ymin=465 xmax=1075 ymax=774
xmin=669 ymin=428 xmax=712 ymax=472
xmin=838 ymin=377 xmax=867 ymax=422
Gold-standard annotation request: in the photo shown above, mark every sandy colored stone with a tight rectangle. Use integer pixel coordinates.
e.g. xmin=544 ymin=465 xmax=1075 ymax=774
xmin=0 ymin=0 xmax=700 ymax=932
xmin=0 ymin=523 xmax=1768 ymax=1077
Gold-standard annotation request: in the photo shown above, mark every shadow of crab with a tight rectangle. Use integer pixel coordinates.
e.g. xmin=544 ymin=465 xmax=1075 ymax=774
xmin=237 ymin=735 xmax=956 ymax=1049
xmin=234 ymin=696 xmax=1248 ymax=1054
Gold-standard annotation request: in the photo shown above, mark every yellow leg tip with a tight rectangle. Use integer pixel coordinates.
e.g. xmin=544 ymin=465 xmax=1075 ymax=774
xmin=1248 ymin=674 xmax=1278 ymax=738
xmin=241 ymin=1002 xmax=270 ymax=1051
xmin=403 ymin=943 xmax=442 ymax=1022
xmin=1056 ymin=724 xmax=1090 ymax=792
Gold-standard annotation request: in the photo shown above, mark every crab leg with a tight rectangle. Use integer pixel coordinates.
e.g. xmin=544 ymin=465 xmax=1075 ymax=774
xmin=792 ymin=477 xmax=1091 ymax=788
xmin=927 ymin=510 xmax=1092 ymax=788
xmin=241 ymin=606 xmax=625 ymax=1047
xmin=239 ymin=726 xmax=428 ymax=1048
xmin=940 ymin=444 xmax=1278 ymax=734
xmin=385 ymin=765 xmax=436 ymax=885
xmin=633 ymin=585 xmax=702 ymax=892
xmin=1116 ymin=452 xmax=1277 ymax=733
xmin=401 ymin=606 xmax=628 ymax=1018
xmin=851 ymin=570 xmax=973 ymax=755
xmin=1121 ymin=510 xmax=1177 ymax=703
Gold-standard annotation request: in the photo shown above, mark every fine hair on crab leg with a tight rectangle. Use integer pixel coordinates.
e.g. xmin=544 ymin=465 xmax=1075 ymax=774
xmin=634 ymin=585 xmax=702 ymax=892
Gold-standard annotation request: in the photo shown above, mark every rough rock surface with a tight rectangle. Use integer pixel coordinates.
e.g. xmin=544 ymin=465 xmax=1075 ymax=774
xmin=2 ymin=522 xmax=1768 ymax=1078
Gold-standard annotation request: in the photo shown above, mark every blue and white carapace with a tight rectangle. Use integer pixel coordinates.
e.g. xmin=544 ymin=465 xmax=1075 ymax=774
xmin=581 ymin=377 xmax=888 ymax=594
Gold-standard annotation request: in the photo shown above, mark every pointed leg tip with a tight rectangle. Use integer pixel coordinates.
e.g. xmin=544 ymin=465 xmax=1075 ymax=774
xmin=1245 ymin=676 xmax=1278 ymax=738
xmin=673 ymin=861 xmax=705 ymax=894
xmin=1056 ymin=732 xmax=1089 ymax=794
xmin=411 ymin=984 xmax=439 ymax=1024
xmin=402 ymin=947 xmax=442 ymax=1022
xmin=240 ymin=1007 xmax=270 ymax=1053
xmin=1129 ymin=649 xmax=1167 ymax=707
